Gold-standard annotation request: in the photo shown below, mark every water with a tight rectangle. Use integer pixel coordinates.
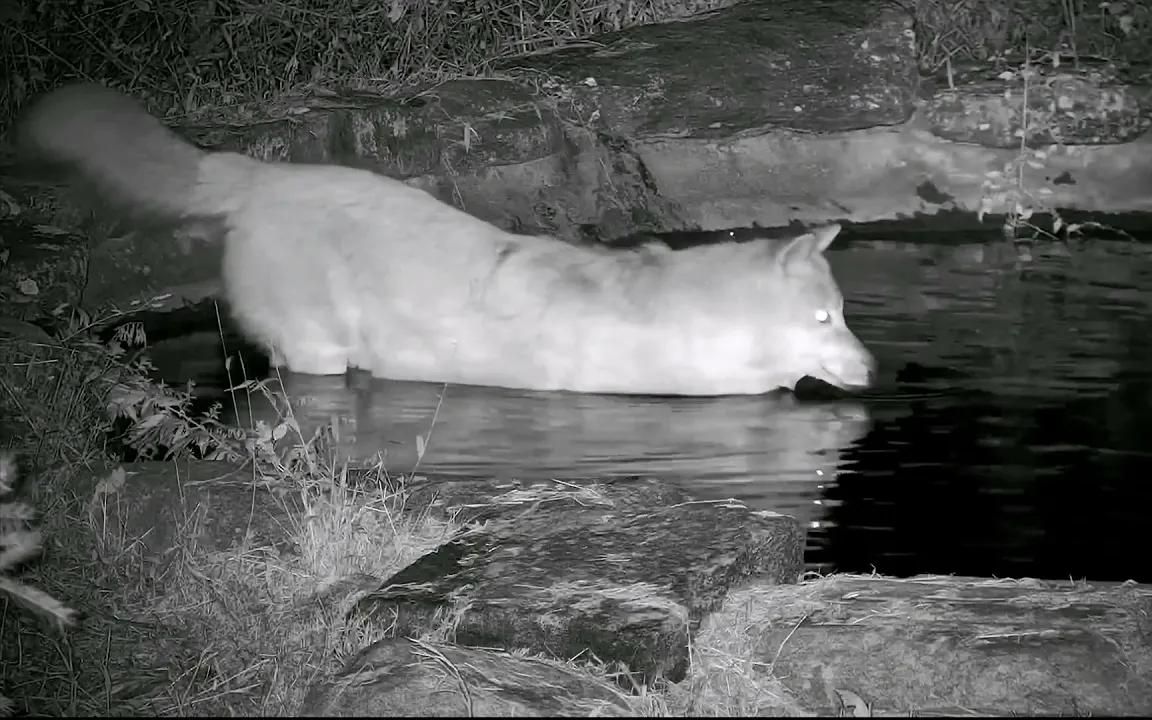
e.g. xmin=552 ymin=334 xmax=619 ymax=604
xmin=818 ymin=232 xmax=1152 ymax=583
xmin=144 ymin=228 xmax=1152 ymax=584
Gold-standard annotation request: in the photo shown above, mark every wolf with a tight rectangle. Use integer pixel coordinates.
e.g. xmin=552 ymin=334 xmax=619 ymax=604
xmin=16 ymin=82 xmax=877 ymax=396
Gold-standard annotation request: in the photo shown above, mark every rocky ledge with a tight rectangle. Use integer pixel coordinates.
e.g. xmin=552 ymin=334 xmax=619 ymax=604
xmin=3 ymin=0 xmax=1151 ymax=314
xmin=71 ymin=460 xmax=1152 ymax=716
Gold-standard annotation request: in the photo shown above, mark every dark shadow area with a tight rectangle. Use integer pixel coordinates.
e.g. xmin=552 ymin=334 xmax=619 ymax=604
xmin=813 ymin=370 xmax=1152 ymax=582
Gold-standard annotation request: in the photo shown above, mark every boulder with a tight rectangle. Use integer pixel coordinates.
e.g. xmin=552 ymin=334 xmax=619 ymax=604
xmin=61 ymin=459 xmax=804 ymax=689
xmin=351 ymin=476 xmax=804 ymax=685
xmin=689 ymin=573 xmax=1152 ymax=716
xmin=0 ymin=219 xmax=86 ymax=323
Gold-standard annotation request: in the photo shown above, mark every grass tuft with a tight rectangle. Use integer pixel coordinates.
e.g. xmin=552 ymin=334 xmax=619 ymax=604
xmin=910 ymin=0 xmax=1152 ymax=74
xmin=0 ymin=0 xmax=736 ymax=129
xmin=0 ymin=304 xmax=459 ymax=715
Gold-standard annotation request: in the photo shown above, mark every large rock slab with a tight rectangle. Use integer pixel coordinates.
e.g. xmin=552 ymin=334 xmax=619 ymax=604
xmin=351 ymin=477 xmax=803 ymax=685
xmin=0 ymin=210 xmax=222 ymax=316
xmin=690 ymin=574 xmax=1152 ymax=716
xmin=921 ymin=68 xmax=1152 ymax=147
xmin=80 ymin=220 xmax=225 ymax=314
xmin=634 ymin=118 xmax=1152 ymax=233
xmin=0 ymin=219 xmax=86 ymax=322
xmin=505 ymin=0 xmax=919 ymax=136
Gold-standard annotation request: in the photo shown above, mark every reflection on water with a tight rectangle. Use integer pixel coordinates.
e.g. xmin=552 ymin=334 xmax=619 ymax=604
xmin=150 ymin=228 xmax=1152 ymax=583
xmin=231 ymin=375 xmax=871 ymax=540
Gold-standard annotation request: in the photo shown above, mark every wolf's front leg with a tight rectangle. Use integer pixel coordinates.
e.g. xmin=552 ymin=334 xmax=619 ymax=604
xmin=269 ymin=341 xmax=349 ymax=376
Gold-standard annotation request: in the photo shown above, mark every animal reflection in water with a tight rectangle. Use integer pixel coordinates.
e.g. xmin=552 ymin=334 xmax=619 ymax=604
xmin=234 ymin=371 xmax=874 ymax=529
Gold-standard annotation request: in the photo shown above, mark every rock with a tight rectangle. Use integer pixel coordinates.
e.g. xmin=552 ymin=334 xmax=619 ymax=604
xmin=689 ymin=574 xmax=1152 ymax=716
xmin=922 ymin=71 xmax=1152 ymax=147
xmin=0 ymin=213 xmax=223 ymax=316
xmin=182 ymin=0 xmax=917 ymax=248
xmin=633 ymin=117 xmax=1152 ymax=234
xmin=0 ymin=316 xmax=52 ymax=343
xmin=506 ymin=0 xmax=918 ymax=136
xmin=82 ymin=219 xmax=225 ymax=312
xmin=182 ymin=80 xmax=688 ymax=244
xmin=0 ymin=219 xmax=86 ymax=322
xmin=351 ymin=476 xmax=803 ymax=684
xmin=300 ymin=637 xmax=634 ymax=717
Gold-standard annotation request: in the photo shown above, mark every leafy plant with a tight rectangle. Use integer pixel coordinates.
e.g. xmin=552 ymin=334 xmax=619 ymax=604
xmin=974 ymin=50 xmax=1135 ymax=253
xmin=0 ymin=450 xmax=78 ymax=714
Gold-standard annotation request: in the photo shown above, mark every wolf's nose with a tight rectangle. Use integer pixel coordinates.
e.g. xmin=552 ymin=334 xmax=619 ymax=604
xmin=840 ymin=354 xmax=878 ymax=390
xmin=861 ymin=360 xmax=879 ymax=389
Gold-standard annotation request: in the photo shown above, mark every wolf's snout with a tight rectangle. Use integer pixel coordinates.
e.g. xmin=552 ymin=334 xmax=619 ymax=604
xmin=822 ymin=335 xmax=878 ymax=390
xmin=829 ymin=362 xmax=876 ymax=390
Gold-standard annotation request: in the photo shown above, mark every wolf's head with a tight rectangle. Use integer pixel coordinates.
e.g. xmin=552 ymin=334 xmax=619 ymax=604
xmin=746 ymin=224 xmax=877 ymax=392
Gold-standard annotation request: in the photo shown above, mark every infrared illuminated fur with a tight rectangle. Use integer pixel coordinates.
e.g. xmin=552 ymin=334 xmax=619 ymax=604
xmin=17 ymin=83 xmax=877 ymax=395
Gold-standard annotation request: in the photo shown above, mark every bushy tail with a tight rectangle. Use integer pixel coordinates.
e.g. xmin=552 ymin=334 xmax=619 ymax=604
xmin=15 ymin=82 xmax=257 ymax=221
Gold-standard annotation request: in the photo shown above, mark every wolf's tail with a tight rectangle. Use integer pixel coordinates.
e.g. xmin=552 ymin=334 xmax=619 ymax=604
xmin=15 ymin=82 xmax=258 ymax=221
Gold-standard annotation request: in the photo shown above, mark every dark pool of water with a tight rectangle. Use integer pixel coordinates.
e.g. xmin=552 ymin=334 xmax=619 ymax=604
xmin=140 ymin=226 xmax=1152 ymax=584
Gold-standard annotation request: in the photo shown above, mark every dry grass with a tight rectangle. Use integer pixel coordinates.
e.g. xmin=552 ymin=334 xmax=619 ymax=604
xmin=0 ymin=0 xmax=735 ymax=130
xmin=911 ymin=0 xmax=1152 ymax=73
xmin=0 ymin=314 xmax=460 ymax=715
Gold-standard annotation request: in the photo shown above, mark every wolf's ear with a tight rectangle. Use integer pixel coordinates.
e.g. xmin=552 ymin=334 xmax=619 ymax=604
xmin=777 ymin=224 xmax=842 ymax=268
xmin=809 ymin=223 xmax=842 ymax=253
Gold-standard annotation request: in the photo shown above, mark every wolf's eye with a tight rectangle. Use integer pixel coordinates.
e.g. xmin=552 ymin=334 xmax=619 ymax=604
xmin=815 ymin=309 xmax=831 ymax=324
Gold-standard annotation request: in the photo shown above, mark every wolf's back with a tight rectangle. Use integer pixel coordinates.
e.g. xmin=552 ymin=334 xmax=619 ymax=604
xmin=16 ymin=82 xmax=256 ymax=221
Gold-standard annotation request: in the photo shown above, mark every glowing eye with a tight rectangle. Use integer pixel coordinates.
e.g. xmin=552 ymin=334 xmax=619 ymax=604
xmin=815 ymin=309 xmax=831 ymax=324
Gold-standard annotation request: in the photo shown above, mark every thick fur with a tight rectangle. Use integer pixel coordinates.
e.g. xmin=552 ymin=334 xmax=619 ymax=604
xmin=17 ymin=82 xmax=877 ymax=396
